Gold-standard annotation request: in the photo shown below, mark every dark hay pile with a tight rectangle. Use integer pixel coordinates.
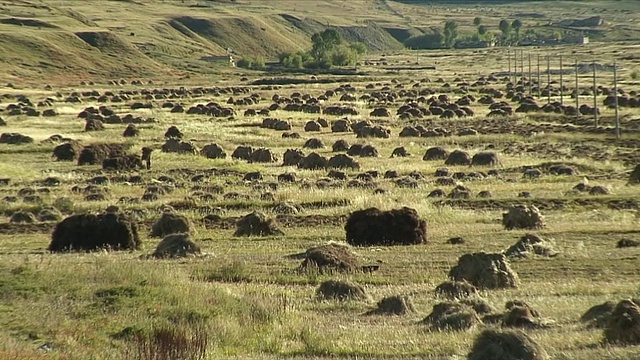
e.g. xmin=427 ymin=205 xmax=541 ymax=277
xmin=200 ymin=143 xmax=227 ymax=159
xmin=345 ymin=207 xmax=427 ymax=246
xmin=298 ymin=243 xmax=360 ymax=273
xmin=10 ymin=211 xmax=37 ymax=223
xmin=316 ymin=280 xmax=368 ymax=301
xmin=77 ymin=144 xmax=125 ymax=165
xmin=617 ymin=238 xmax=640 ymax=248
xmin=37 ymin=207 xmax=63 ymax=222
xmin=445 ymin=150 xmax=472 ymax=166
xmin=283 ymin=149 xmax=304 ymax=166
xmin=332 ymin=139 xmax=350 ymax=152
xmin=468 ymin=329 xmax=548 ymax=360
xmin=422 ymin=302 xmax=481 ymax=331
xmin=84 ymin=118 xmax=104 ymax=131
xmin=471 ymin=151 xmax=499 ymax=166
xmin=580 ymin=301 xmax=616 ymax=328
xmin=249 ymin=147 xmax=278 ymax=163
xmin=460 ymin=297 xmax=495 ymax=316
xmin=233 ymin=211 xmax=284 ymax=237
xmin=447 ymin=236 xmax=466 ymax=245
xmin=327 ymin=154 xmax=360 ymax=170
xmin=49 ymin=212 xmax=140 ymax=252
xmin=0 ymin=133 xmax=33 ymax=145
xmin=423 ymin=146 xmax=449 ymax=161
xmin=502 ymin=205 xmax=545 ymax=230
xmin=164 ymin=125 xmax=183 ymax=139
xmin=53 ymin=141 xmax=83 ymax=161
xmin=449 ymin=252 xmax=519 ymax=289
xmin=603 ymin=298 xmax=640 ymax=345
xmin=503 ymin=302 xmax=543 ymax=329
xmin=298 ymin=152 xmax=328 ymax=170
xmin=303 ymin=138 xmax=325 ymax=149
xmin=161 ymin=139 xmax=198 ymax=154
xmin=435 ymin=280 xmax=478 ymax=299
xmin=151 ymin=233 xmax=201 ymax=259
xmin=628 ymin=164 xmax=640 ymax=185
xmin=102 ymin=154 xmax=143 ymax=171
xmin=122 ymin=124 xmax=139 ymax=137
xmin=150 ymin=211 xmax=191 ymax=237
xmin=364 ymin=295 xmax=416 ymax=316
xmin=232 ymin=145 xmax=253 ymax=160
xmin=504 ymin=233 xmax=558 ymax=258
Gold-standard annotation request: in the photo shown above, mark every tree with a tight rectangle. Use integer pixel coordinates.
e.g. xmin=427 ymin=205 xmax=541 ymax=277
xmin=404 ymin=32 xmax=443 ymax=49
xmin=512 ymin=19 xmax=523 ymax=42
xmin=310 ymin=29 xmax=342 ymax=61
xmin=443 ymin=21 xmax=458 ymax=48
xmin=478 ymin=25 xmax=488 ymax=36
xmin=473 ymin=17 xmax=482 ymax=27
xmin=499 ymin=19 xmax=511 ymax=44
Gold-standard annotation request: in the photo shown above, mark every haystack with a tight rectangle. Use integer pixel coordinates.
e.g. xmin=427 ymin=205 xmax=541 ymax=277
xmin=151 ymin=233 xmax=201 ymax=258
xmin=603 ymin=298 xmax=640 ymax=345
xmin=231 ymin=146 xmax=253 ymax=160
xmin=233 ymin=211 xmax=284 ymax=237
xmin=445 ymin=150 xmax=472 ymax=166
xmin=628 ymin=164 xmax=640 ymax=185
xmin=468 ymin=329 xmax=548 ymax=360
xmin=298 ymin=243 xmax=359 ymax=273
xmin=249 ymin=148 xmax=277 ymax=163
xmin=283 ymin=149 xmax=304 ymax=166
xmin=200 ymin=143 xmax=227 ymax=159
xmin=580 ymin=301 xmax=615 ymax=328
xmin=345 ymin=207 xmax=427 ymax=246
xmin=502 ymin=205 xmax=545 ymax=230
xmin=150 ymin=211 xmax=191 ymax=237
xmin=449 ymin=252 xmax=519 ymax=289
xmin=53 ymin=141 xmax=83 ymax=161
xmin=303 ymin=138 xmax=325 ymax=149
xmin=423 ymin=147 xmax=449 ymax=161
xmin=435 ymin=280 xmax=478 ymax=299
xmin=503 ymin=302 xmax=543 ymax=329
xmin=327 ymin=154 xmax=360 ymax=170
xmin=37 ymin=207 xmax=63 ymax=222
xmin=504 ymin=234 xmax=557 ymax=258
xmin=298 ymin=152 xmax=328 ymax=170
xmin=77 ymin=144 xmax=125 ymax=165
xmin=10 ymin=211 xmax=37 ymax=223
xmin=617 ymin=238 xmax=640 ymax=248
xmin=422 ymin=302 xmax=481 ymax=331
xmin=471 ymin=152 xmax=499 ymax=166
xmin=316 ymin=280 xmax=368 ymax=301
xmin=49 ymin=212 xmax=140 ymax=252
xmin=332 ymin=139 xmax=350 ymax=152
xmin=364 ymin=295 xmax=416 ymax=316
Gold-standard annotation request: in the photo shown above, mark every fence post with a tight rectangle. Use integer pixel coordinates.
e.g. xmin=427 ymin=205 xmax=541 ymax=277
xmin=575 ymin=59 xmax=579 ymax=115
xmin=537 ymin=54 xmax=541 ymax=99
xmin=528 ymin=53 xmax=532 ymax=95
xmin=560 ymin=55 xmax=563 ymax=105
xmin=547 ymin=55 xmax=551 ymax=104
xmin=520 ymin=50 xmax=524 ymax=81
xmin=508 ymin=50 xmax=511 ymax=83
xmin=593 ymin=61 xmax=598 ymax=127
xmin=614 ymin=61 xmax=620 ymax=139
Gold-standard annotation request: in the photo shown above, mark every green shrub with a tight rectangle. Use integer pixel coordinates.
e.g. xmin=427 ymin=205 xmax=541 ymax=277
xmin=236 ymin=58 xmax=252 ymax=69
xmin=404 ymin=33 xmax=444 ymax=49
xmin=631 ymin=70 xmax=639 ymax=80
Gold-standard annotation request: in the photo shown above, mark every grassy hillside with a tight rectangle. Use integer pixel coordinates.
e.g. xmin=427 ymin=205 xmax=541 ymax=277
xmin=0 ymin=0 xmax=638 ymax=84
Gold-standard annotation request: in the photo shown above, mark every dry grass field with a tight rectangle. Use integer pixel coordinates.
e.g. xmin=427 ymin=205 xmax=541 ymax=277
xmin=1 ymin=1 xmax=640 ymax=359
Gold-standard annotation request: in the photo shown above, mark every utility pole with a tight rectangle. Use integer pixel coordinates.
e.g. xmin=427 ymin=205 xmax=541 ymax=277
xmin=547 ymin=55 xmax=551 ymax=104
xmin=593 ymin=61 xmax=598 ymax=127
xmin=575 ymin=59 xmax=579 ymax=115
xmin=560 ymin=55 xmax=563 ymax=105
xmin=537 ymin=54 xmax=541 ymax=98
xmin=614 ymin=61 xmax=620 ymax=139
xmin=528 ymin=53 xmax=532 ymax=95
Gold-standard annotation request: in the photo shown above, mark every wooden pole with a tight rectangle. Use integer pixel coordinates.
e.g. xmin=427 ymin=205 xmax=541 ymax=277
xmin=537 ymin=54 xmax=541 ymax=98
xmin=614 ymin=61 xmax=620 ymax=139
xmin=508 ymin=50 xmax=511 ymax=83
xmin=575 ymin=59 xmax=579 ymax=114
xmin=559 ymin=55 xmax=563 ymax=105
xmin=547 ymin=55 xmax=551 ymax=104
xmin=528 ymin=53 xmax=532 ymax=95
xmin=593 ymin=61 xmax=598 ymax=127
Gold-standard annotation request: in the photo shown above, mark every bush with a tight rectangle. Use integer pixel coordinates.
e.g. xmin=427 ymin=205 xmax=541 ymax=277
xmin=404 ymin=32 xmax=444 ymax=49
xmin=236 ymin=58 xmax=252 ymax=69
xmin=631 ymin=70 xmax=639 ymax=80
